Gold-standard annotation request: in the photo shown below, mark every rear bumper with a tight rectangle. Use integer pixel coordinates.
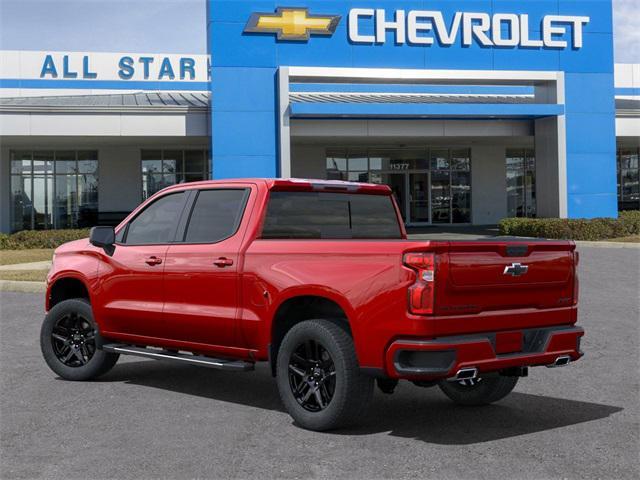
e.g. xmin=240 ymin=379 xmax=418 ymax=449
xmin=385 ymin=325 xmax=584 ymax=380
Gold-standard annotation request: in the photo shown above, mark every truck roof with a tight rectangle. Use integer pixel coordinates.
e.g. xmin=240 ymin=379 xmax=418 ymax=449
xmin=162 ymin=178 xmax=393 ymax=195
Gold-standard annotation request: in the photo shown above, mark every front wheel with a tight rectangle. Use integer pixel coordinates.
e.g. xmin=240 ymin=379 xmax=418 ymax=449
xmin=40 ymin=298 xmax=119 ymax=381
xmin=438 ymin=375 xmax=518 ymax=406
xmin=276 ymin=319 xmax=373 ymax=431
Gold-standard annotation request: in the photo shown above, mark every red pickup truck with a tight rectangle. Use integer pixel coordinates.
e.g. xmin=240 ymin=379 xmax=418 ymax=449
xmin=40 ymin=178 xmax=583 ymax=431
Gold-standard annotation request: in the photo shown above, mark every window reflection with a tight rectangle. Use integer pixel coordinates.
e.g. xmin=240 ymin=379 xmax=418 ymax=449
xmin=506 ymin=149 xmax=536 ymax=218
xmin=452 ymin=171 xmax=471 ymax=223
xmin=324 ymin=147 xmax=471 ymax=224
xmin=325 ymin=150 xmax=348 ymax=180
xmin=142 ymin=149 xmax=210 ymax=199
xmin=10 ymin=150 xmax=98 ymax=231
xmin=617 ymin=146 xmax=640 ymax=211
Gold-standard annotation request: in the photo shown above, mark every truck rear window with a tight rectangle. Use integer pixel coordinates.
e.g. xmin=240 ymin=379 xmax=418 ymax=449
xmin=261 ymin=191 xmax=402 ymax=239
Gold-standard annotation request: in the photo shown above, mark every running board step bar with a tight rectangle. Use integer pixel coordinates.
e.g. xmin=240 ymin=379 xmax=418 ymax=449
xmin=102 ymin=344 xmax=255 ymax=371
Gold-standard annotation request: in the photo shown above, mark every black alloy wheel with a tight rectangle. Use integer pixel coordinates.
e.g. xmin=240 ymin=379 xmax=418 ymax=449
xmin=51 ymin=312 xmax=97 ymax=367
xmin=288 ymin=339 xmax=336 ymax=412
xmin=41 ymin=298 xmax=119 ymax=381
xmin=276 ymin=319 xmax=374 ymax=431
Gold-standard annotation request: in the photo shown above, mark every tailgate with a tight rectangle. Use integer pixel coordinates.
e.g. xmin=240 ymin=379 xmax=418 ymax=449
xmin=434 ymin=241 xmax=576 ymax=316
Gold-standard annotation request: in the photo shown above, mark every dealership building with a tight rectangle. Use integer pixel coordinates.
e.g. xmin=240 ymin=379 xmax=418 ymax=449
xmin=0 ymin=0 xmax=638 ymax=232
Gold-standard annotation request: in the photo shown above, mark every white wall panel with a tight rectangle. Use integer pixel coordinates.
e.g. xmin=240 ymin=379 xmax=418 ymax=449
xmin=615 ymin=117 xmax=640 ymax=138
xmin=121 ymin=114 xmax=195 ymax=136
xmin=98 ymin=147 xmax=143 ymax=212
xmin=29 ymin=114 xmax=122 ymax=136
xmin=0 ymin=114 xmax=30 ymax=135
xmin=0 ymin=113 xmax=208 ymax=137
xmin=290 ymin=145 xmax=326 ymax=179
xmin=471 ymin=145 xmax=508 ymax=224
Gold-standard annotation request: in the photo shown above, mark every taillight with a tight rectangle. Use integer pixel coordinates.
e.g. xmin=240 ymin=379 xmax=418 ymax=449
xmin=572 ymin=251 xmax=580 ymax=305
xmin=404 ymin=252 xmax=436 ymax=315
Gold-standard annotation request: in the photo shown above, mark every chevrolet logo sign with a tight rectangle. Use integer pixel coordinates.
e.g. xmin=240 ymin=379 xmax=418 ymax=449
xmin=244 ymin=7 xmax=341 ymax=41
xmin=503 ymin=263 xmax=529 ymax=277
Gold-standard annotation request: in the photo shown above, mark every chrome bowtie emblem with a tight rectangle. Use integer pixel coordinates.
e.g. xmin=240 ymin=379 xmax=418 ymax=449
xmin=503 ymin=262 xmax=529 ymax=276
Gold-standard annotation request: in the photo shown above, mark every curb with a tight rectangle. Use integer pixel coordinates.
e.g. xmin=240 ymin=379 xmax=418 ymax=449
xmin=575 ymin=241 xmax=640 ymax=249
xmin=0 ymin=280 xmax=46 ymax=293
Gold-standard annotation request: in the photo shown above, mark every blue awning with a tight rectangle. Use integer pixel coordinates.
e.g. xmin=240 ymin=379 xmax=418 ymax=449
xmin=289 ymin=102 xmax=564 ymax=119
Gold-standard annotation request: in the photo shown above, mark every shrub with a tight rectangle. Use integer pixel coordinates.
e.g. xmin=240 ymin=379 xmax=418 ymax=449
xmin=498 ymin=212 xmax=640 ymax=240
xmin=0 ymin=234 xmax=11 ymax=250
xmin=618 ymin=210 xmax=640 ymax=235
xmin=0 ymin=229 xmax=90 ymax=250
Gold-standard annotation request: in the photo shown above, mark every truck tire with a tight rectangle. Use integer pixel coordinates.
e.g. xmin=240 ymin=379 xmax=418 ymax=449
xmin=438 ymin=375 xmax=518 ymax=406
xmin=276 ymin=319 xmax=373 ymax=431
xmin=40 ymin=298 xmax=119 ymax=381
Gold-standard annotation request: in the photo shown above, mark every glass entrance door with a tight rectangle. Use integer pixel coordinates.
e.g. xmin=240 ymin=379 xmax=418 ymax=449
xmin=376 ymin=173 xmax=407 ymax=222
xmin=326 ymin=147 xmax=471 ymax=225
xmin=373 ymin=172 xmax=430 ymax=225
xmin=409 ymin=172 xmax=430 ymax=224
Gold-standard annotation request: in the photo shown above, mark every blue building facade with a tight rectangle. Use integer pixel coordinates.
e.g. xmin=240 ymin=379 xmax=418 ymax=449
xmin=209 ymin=0 xmax=619 ymax=221
xmin=1 ymin=1 xmax=637 ymax=232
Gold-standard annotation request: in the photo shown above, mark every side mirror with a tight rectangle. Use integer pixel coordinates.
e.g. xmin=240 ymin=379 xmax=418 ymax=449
xmin=90 ymin=226 xmax=115 ymax=255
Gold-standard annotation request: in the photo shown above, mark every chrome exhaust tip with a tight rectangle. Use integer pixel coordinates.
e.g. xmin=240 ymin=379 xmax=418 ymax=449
xmin=449 ymin=367 xmax=479 ymax=381
xmin=546 ymin=355 xmax=571 ymax=368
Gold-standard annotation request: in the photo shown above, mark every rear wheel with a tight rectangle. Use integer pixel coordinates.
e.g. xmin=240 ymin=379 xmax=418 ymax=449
xmin=438 ymin=375 xmax=518 ymax=406
xmin=40 ymin=298 xmax=119 ymax=381
xmin=276 ymin=319 xmax=373 ymax=431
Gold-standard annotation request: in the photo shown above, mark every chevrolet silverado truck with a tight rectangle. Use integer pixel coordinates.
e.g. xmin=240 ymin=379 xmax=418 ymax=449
xmin=40 ymin=178 xmax=583 ymax=431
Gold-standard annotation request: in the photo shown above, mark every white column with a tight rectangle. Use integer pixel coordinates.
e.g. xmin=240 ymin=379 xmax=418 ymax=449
xmin=534 ymin=72 xmax=567 ymax=218
xmin=471 ymin=145 xmax=508 ymax=224
xmin=278 ymin=67 xmax=291 ymax=178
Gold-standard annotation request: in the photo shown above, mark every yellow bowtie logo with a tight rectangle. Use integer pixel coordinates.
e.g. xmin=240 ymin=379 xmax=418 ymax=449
xmin=244 ymin=8 xmax=341 ymax=41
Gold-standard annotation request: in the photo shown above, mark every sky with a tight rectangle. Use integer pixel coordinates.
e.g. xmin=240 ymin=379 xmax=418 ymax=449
xmin=0 ymin=0 xmax=638 ymax=63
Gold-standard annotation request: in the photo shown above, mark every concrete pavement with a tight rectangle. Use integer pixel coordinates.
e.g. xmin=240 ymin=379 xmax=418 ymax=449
xmin=0 ymin=246 xmax=638 ymax=479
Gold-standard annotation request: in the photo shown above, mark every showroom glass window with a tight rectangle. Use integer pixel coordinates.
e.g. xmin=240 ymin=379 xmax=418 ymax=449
xmin=617 ymin=146 xmax=639 ymax=211
xmin=10 ymin=150 xmax=98 ymax=231
xmin=141 ymin=149 xmax=210 ymax=199
xmin=506 ymin=149 xmax=536 ymax=218
xmin=430 ymin=148 xmax=471 ymax=224
xmin=325 ymin=147 xmax=471 ymax=224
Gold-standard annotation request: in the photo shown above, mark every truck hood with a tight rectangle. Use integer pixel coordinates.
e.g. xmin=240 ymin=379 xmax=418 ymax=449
xmin=54 ymin=238 xmax=92 ymax=255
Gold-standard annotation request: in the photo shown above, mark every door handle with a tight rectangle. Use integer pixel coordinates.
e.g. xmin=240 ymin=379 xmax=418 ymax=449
xmin=213 ymin=257 xmax=233 ymax=268
xmin=145 ymin=256 xmax=163 ymax=266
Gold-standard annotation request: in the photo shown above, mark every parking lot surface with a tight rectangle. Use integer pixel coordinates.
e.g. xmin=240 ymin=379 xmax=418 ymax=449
xmin=1 ymin=246 xmax=638 ymax=479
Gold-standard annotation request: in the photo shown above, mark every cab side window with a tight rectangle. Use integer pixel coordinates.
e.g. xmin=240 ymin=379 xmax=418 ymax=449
xmin=123 ymin=192 xmax=186 ymax=245
xmin=183 ymin=189 xmax=248 ymax=243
